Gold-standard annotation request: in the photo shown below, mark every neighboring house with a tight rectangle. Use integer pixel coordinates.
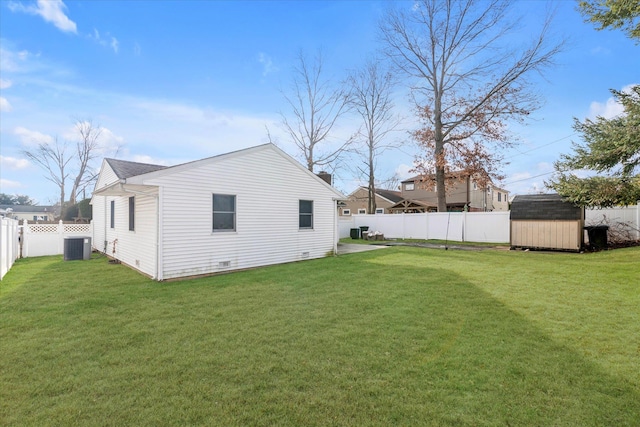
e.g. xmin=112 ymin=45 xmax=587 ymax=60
xmin=91 ymin=143 xmax=345 ymax=280
xmin=340 ymin=187 xmax=403 ymax=215
xmin=389 ymin=174 xmax=509 ymax=213
xmin=0 ymin=205 xmax=59 ymax=221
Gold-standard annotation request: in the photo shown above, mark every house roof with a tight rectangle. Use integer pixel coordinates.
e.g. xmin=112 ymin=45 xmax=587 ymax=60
xmin=510 ymin=194 xmax=582 ymax=220
xmin=402 ymin=172 xmax=471 ymax=183
xmin=401 ymin=172 xmax=505 ymax=190
xmin=347 ymin=187 xmax=403 ymax=203
xmin=389 ymin=199 xmax=435 ymax=210
xmin=105 ymin=158 xmax=168 ymax=179
xmin=97 ymin=144 xmax=346 ymax=200
xmin=375 ymin=188 xmax=403 ymax=203
xmin=0 ymin=204 xmax=56 ymax=213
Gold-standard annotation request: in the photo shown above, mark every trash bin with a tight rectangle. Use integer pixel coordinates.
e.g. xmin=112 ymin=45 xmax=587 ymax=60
xmin=584 ymin=225 xmax=609 ymax=250
xmin=350 ymin=228 xmax=360 ymax=239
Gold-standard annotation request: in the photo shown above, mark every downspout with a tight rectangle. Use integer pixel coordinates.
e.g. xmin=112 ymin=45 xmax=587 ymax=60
xmin=120 ymin=186 xmax=161 ymax=280
xmin=103 ymin=196 xmax=108 ymax=253
xmin=332 ymin=198 xmax=339 ymax=256
xmin=156 ymin=187 xmax=163 ymax=280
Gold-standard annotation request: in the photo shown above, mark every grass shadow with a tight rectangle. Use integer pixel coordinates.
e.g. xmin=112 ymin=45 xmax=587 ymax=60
xmin=1 ymin=250 xmax=638 ymax=426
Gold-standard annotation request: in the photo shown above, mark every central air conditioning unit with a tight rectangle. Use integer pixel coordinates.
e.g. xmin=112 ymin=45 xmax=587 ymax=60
xmin=64 ymin=236 xmax=92 ymax=261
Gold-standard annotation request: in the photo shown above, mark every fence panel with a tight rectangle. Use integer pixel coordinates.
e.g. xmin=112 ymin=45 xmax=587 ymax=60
xmin=465 ymin=212 xmax=511 ymax=243
xmin=22 ymin=221 xmax=93 ymax=258
xmin=428 ymin=213 xmax=464 ymax=241
xmin=586 ymin=205 xmax=639 ymax=241
xmin=1 ymin=218 xmax=20 ymax=280
xmin=339 ymin=211 xmax=510 ymax=243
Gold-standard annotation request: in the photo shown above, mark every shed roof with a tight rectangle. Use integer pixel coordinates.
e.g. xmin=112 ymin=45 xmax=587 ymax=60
xmin=510 ymin=194 xmax=582 ymax=220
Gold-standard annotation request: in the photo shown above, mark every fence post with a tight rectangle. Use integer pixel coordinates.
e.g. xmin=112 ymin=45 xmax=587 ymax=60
xmin=58 ymin=220 xmax=63 ymax=255
xmin=22 ymin=219 xmax=29 ymax=258
xmin=637 ymin=202 xmax=640 ymax=240
xmin=462 ymin=210 xmax=467 ymax=242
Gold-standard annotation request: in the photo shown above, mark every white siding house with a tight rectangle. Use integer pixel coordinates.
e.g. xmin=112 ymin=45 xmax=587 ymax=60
xmin=91 ymin=144 xmax=345 ymax=280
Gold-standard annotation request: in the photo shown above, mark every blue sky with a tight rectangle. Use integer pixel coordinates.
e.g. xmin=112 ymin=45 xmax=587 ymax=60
xmin=1 ymin=0 xmax=638 ymax=205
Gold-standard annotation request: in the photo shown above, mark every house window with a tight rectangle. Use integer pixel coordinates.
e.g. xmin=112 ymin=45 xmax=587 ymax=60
xmin=473 ymin=182 xmax=477 ymax=190
xmin=299 ymin=200 xmax=313 ymax=229
xmin=375 ymin=208 xmax=384 ymax=214
xmin=128 ymin=197 xmax=135 ymax=231
xmin=342 ymin=209 xmax=351 ymax=216
xmin=213 ymin=194 xmax=236 ymax=231
xmin=358 ymin=209 xmax=366 ymax=215
xmin=110 ymin=200 xmax=115 ymax=229
xmin=405 ymin=182 xmax=415 ymax=191
xmin=498 ymin=192 xmax=502 ymax=202
xmin=487 ymin=186 xmax=492 ymax=194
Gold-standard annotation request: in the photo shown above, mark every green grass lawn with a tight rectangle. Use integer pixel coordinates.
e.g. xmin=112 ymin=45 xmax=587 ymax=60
xmin=1 ymin=247 xmax=639 ymax=426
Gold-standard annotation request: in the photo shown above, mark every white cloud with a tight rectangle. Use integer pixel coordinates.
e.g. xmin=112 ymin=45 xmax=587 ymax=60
xmin=14 ymin=126 xmax=54 ymax=146
xmin=258 ymin=52 xmax=278 ymax=77
xmin=8 ymin=0 xmax=77 ymax=34
xmin=588 ymin=83 xmax=638 ymax=120
xmin=60 ymin=123 xmax=125 ymax=156
xmin=0 ymin=178 xmax=23 ymax=189
xmin=0 ymin=155 xmax=30 ymax=169
xmin=589 ymin=97 xmax=624 ymax=120
xmin=131 ymin=155 xmax=169 ymax=165
xmin=88 ymin=28 xmax=119 ymax=53
xmin=110 ymin=37 xmax=119 ymax=54
xmin=0 ymin=78 xmax=12 ymax=89
xmin=394 ymin=163 xmax=414 ymax=180
xmin=0 ymin=97 xmax=12 ymax=112
xmin=0 ymin=178 xmax=24 ymax=189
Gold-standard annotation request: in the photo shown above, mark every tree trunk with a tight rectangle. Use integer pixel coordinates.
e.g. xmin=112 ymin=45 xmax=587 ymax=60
xmin=368 ymin=134 xmax=376 ymax=214
xmin=434 ymin=95 xmax=447 ymax=212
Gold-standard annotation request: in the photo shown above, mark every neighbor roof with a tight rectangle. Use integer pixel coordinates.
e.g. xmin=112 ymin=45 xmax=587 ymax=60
xmin=375 ymin=188 xmax=403 ymax=203
xmin=0 ymin=205 xmax=56 ymax=213
xmin=105 ymin=158 xmax=168 ymax=179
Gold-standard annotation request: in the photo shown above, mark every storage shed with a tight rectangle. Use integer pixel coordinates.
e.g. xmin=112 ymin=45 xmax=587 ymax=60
xmin=510 ymin=194 xmax=584 ymax=251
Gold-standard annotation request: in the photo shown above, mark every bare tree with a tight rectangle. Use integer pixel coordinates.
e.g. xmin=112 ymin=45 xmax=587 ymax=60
xmin=377 ymin=173 xmax=402 ymax=192
xmin=22 ymin=118 xmax=108 ymax=213
xmin=22 ymin=137 xmax=71 ymax=209
xmin=69 ymin=119 xmax=103 ymax=204
xmin=380 ymin=0 xmax=563 ymax=211
xmin=278 ymin=49 xmax=353 ymax=172
xmin=348 ymin=58 xmax=402 ymax=213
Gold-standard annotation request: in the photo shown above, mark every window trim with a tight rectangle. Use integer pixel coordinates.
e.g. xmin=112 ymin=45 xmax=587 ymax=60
xmin=212 ymin=194 xmax=236 ymax=232
xmin=405 ymin=182 xmax=415 ymax=191
xmin=358 ymin=208 xmax=367 ymax=215
xmin=375 ymin=208 xmax=384 ymax=214
xmin=342 ymin=208 xmax=351 ymax=216
xmin=299 ymin=200 xmax=313 ymax=230
xmin=128 ymin=196 xmax=135 ymax=231
xmin=110 ymin=200 xmax=115 ymax=229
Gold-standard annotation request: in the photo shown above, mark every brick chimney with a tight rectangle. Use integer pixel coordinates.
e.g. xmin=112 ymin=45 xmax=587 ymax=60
xmin=317 ymin=171 xmax=332 ymax=186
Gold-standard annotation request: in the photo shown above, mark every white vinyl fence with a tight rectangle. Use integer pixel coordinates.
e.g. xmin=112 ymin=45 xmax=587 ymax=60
xmin=340 ymin=204 xmax=640 ymax=244
xmin=22 ymin=221 xmax=93 ymax=258
xmin=586 ymin=204 xmax=640 ymax=241
xmin=339 ymin=211 xmax=511 ymax=243
xmin=1 ymin=218 xmax=20 ymax=280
